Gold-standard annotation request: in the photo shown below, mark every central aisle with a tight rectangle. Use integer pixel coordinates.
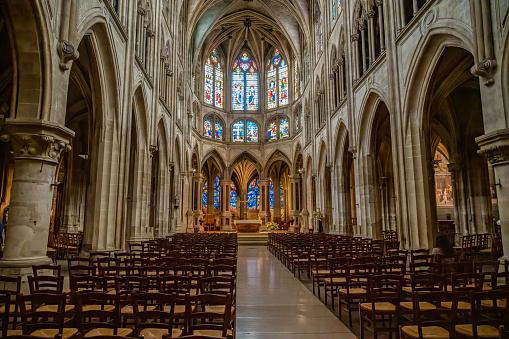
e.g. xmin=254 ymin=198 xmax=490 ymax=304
xmin=236 ymin=246 xmax=356 ymax=339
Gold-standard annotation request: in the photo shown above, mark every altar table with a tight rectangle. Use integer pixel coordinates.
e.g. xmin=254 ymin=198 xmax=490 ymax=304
xmin=235 ymin=220 xmax=262 ymax=233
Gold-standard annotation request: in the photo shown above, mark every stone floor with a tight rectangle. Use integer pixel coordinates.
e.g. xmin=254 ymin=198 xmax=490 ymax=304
xmin=236 ymin=246 xmax=356 ymax=339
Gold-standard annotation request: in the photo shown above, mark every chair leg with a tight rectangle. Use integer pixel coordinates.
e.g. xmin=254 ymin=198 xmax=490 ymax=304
xmin=360 ymin=310 xmax=364 ymax=339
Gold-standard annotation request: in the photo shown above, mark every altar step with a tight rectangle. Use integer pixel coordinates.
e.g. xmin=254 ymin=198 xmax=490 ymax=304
xmin=237 ymin=232 xmax=268 ymax=246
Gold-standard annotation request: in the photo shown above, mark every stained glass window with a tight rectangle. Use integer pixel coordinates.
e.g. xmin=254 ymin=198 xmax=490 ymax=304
xmin=267 ymin=65 xmax=277 ymax=109
xmin=232 ymin=121 xmax=244 ymax=142
xmin=232 ymin=69 xmax=244 ymax=110
xmin=230 ymin=182 xmax=237 ymax=209
xmin=202 ymin=181 xmax=208 ymax=209
xmin=267 ymin=49 xmax=288 ymax=109
xmin=338 ymin=0 xmax=341 ymax=12
xmin=246 ymin=121 xmax=258 ymax=143
xmin=280 ymin=118 xmax=289 ymax=138
xmin=204 ymin=59 xmax=213 ymax=105
xmin=204 ymin=117 xmax=212 ymax=138
xmin=268 ymin=120 xmax=277 ymax=141
xmin=215 ymin=65 xmax=223 ymax=108
xmin=294 ymin=59 xmax=299 ymax=99
xmin=215 ymin=120 xmax=222 ymax=140
xmin=269 ymin=178 xmax=274 ymax=209
xmin=280 ymin=183 xmax=284 ymax=209
xmin=204 ymin=49 xmax=223 ymax=108
xmin=247 ymin=178 xmax=260 ymax=210
xmin=332 ymin=0 xmax=336 ymax=20
xmin=295 ymin=115 xmax=300 ymax=132
xmin=214 ymin=175 xmax=220 ymax=209
xmin=232 ymin=52 xmax=258 ymax=111
xmin=279 ymin=60 xmax=288 ymax=106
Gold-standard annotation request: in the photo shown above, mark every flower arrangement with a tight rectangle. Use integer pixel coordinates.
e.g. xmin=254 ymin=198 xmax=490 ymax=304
xmin=267 ymin=221 xmax=279 ymax=233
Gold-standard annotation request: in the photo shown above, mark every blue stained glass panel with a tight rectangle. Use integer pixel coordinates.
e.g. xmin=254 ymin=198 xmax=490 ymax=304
xmin=232 ymin=70 xmax=244 ymax=110
xmin=214 ymin=175 xmax=220 ymax=209
xmin=204 ymin=117 xmax=212 ymax=138
xmin=230 ymin=182 xmax=237 ymax=209
xmin=279 ymin=60 xmax=288 ymax=106
xmin=269 ymin=178 xmax=274 ymax=209
xmin=246 ymin=121 xmax=258 ymax=143
xmin=280 ymin=118 xmax=289 ymax=138
xmin=280 ymin=183 xmax=284 ymax=209
xmin=204 ymin=62 xmax=213 ymax=105
xmin=202 ymin=181 xmax=208 ymax=209
xmin=232 ymin=121 xmax=244 ymax=142
xmin=268 ymin=120 xmax=277 ymax=141
xmin=215 ymin=120 xmax=222 ymax=140
xmin=247 ymin=178 xmax=260 ymax=210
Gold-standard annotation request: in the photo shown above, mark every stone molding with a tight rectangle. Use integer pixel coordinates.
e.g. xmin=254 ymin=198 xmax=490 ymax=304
xmin=0 ymin=120 xmax=74 ymax=164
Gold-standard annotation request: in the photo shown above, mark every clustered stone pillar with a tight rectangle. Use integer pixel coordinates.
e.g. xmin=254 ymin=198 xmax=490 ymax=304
xmin=301 ymin=173 xmax=309 ymax=231
xmin=0 ymin=121 xmax=73 ymax=283
xmin=477 ymin=131 xmax=509 ymax=259
xmin=289 ymin=175 xmax=300 ymax=232
xmin=191 ymin=174 xmax=204 ymax=232
xmin=220 ymin=179 xmax=232 ymax=231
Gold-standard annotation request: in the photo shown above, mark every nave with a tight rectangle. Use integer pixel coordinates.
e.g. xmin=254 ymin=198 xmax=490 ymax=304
xmin=236 ymin=246 xmax=354 ymax=338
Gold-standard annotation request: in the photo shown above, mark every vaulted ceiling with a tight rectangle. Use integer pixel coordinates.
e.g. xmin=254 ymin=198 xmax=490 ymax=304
xmin=184 ymin=0 xmax=311 ymax=69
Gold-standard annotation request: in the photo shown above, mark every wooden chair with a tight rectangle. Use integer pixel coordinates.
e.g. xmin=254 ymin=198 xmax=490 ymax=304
xmin=311 ymin=251 xmax=330 ymax=298
xmin=444 ymin=273 xmax=484 ymax=315
xmin=339 ymin=264 xmax=374 ymax=327
xmin=18 ymin=293 xmax=78 ymax=338
xmin=400 ymin=274 xmax=445 ymax=319
xmin=456 ymin=290 xmax=509 ymax=339
xmin=400 ymin=291 xmax=458 ymax=339
xmin=360 ymin=275 xmax=404 ymax=339
xmin=185 ymin=293 xmax=233 ymax=337
xmin=133 ymin=292 xmax=182 ymax=338
xmin=75 ymin=291 xmax=132 ymax=337
xmin=0 ymin=275 xmax=21 ymax=330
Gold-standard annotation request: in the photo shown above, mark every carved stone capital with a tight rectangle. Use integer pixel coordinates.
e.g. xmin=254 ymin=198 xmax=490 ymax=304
xmin=351 ymin=34 xmax=360 ymax=42
xmin=357 ymin=19 xmax=366 ymax=31
xmin=471 ymin=59 xmax=497 ymax=86
xmin=0 ymin=120 xmax=74 ymax=164
xmin=366 ymin=10 xmax=375 ymax=19
xmin=149 ymin=145 xmax=159 ymax=154
xmin=57 ymin=41 xmax=80 ymax=71
xmin=375 ymin=0 xmax=383 ymax=6
xmin=476 ymin=129 xmax=509 ymax=165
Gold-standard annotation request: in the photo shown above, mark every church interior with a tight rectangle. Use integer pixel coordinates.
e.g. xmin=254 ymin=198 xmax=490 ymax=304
xmin=0 ymin=0 xmax=509 ymax=338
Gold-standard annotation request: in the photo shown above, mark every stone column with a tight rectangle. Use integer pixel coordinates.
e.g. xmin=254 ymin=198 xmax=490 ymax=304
xmin=0 ymin=120 xmax=73 ymax=271
xmin=289 ymin=175 xmax=300 ymax=232
xmin=220 ymin=179 xmax=232 ymax=231
xmin=301 ymin=173 xmax=309 ymax=231
xmin=191 ymin=174 xmax=203 ymax=232
xmin=359 ymin=20 xmax=368 ymax=74
xmin=367 ymin=11 xmax=375 ymax=63
xmin=259 ymin=179 xmax=269 ymax=231
xmin=351 ymin=34 xmax=360 ymax=80
xmin=273 ymin=177 xmax=281 ymax=222
xmin=477 ymin=130 xmax=509 ymax=259
xmin=376 ymin=0 xmax=385 ymax=52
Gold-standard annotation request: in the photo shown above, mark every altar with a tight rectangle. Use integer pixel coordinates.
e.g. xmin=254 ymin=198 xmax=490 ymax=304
xmin=234 ymin=220 xmax=262 ymax=233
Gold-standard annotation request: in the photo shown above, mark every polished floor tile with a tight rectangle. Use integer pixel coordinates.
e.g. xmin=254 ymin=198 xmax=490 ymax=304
xmin=236 ymin=246 xmax=354 ymax=338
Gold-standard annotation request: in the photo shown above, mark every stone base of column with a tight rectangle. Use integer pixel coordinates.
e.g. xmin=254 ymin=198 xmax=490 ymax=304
xmin=0 ymin=256 xmax=53 ymax=293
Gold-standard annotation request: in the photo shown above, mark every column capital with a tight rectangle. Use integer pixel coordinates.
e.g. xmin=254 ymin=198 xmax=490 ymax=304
xmin=476 ymin=129 xmax=509 ymax=166
xmin=0 ymin=120 xmax=74 ymax=164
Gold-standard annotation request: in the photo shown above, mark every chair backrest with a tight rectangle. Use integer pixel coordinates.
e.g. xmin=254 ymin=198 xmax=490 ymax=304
xmin=158 ymin=275 xmax=192 ymax=298
xmin=32 ymin=265 xmax=61 ymax=277
xmin=185 ymin=293 xmax=232 ymax=337
xmin=133 ymin=292 xmax=176 ymax=336
xmin=115 ymin=276 xmax=149 ymax=292
xmin=410 ymin=273 xmax=444 ymax=292
xmin=28 ymin=275 xmax=64 ymax=294
xmin=414 ymin=291 xmax=458 ymax=339
xmin=75 ymin=291 xmax=120 ymax=333
xmin=370 ymin=274 xmax=403 ymax=306
xmin=18 ymin=293 xmax=66 ymax=335
xmin=470 ymin=290 xmax=509 ymax=338
xmin=71 ymin=276 xmax=108 ymax=294
xmin=200 ymin=276 xmax=235 ymax=295
xmin=0 ymin=275 xmax=22 ymax=294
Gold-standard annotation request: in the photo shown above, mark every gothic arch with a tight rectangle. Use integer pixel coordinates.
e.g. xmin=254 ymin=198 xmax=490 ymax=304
xmin=402 ymin=27 xmax=475 ymax=131
xmin=357 ymin=90 xmax=390 ymax=153
xmin=264 ymin=150 xmax=292 ymax=177
xmin=2 ymin=0 xmax=50 ymax=120
xmin=201 ymin=149 xmax=226 ymax=176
